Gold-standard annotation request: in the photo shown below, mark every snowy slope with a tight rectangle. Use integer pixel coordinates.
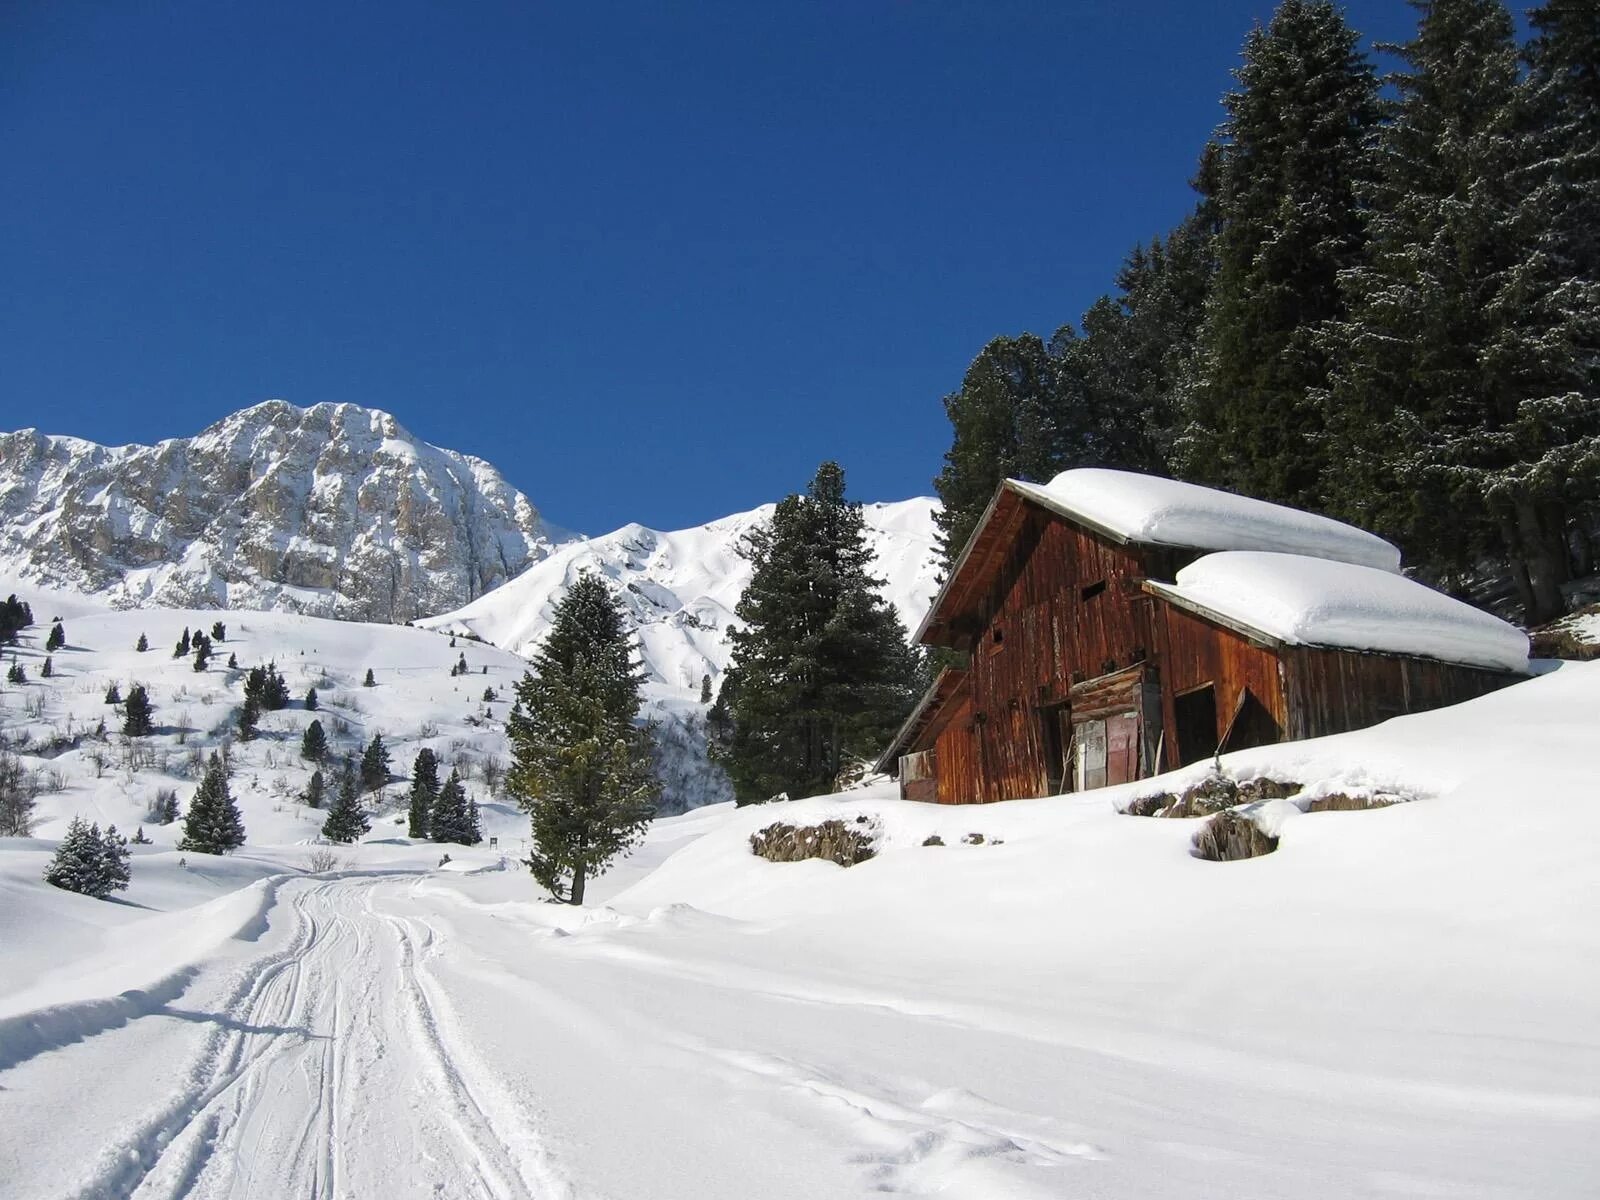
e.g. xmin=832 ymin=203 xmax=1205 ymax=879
xmin=0 ymin=656 xmax=1593 ymax=1197
xmin=418 ymin=497 xmax=942 ymax=693
xmin=0 ymin=401 xmax=562 ymax=622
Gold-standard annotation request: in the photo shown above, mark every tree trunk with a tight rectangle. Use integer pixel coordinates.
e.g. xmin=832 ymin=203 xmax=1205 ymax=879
xmin=1517 ymin=501 xmax=1568 ymax=625
xmin=1501 ymin=516 xmax=1537 ymax=622
xmin=570 ymin=861 xmax=586 ymax=906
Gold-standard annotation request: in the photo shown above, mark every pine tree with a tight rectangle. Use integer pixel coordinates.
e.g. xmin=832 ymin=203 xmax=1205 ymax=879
xmin=1322 ymin=0 xmax=1600 ymax=621
xmin=699 ymin=673 xmax=712 ymax=704
xmin=45 ymin=622 xmax=64 ymax=651
xmin=711 ymin=464 xmax=924 ymax=803
xmin=363 ymin=668 xmax=376 ymax=688
xmin=178 ymin=754 xmax=246 ymax=854
xmin=104 ymin=681 xmax=121 ymax=704
xmin=304 ymin=686 xmax=318 ymax=711
xmin=359 ymin=733 xmax=391 ymax=793
xmin=135 ymin=633 xmax=148 ymax=653
xmin=211 ymin=621 xmax=226 ymax=642
xmin=227 ymin=653 xmax=238 ymax=669
xmin=506 ymin=573 xmax=657 ymax=902
xmin=1180 ymin=0 xmax=1378 ymax=508
xmin=301 ymin=719 xmax=328 ymax=762
xmin=174 ymin=628 xmax=190 ymax=658
xmin=429 ymin=768 xmax=483 ymax=845
xmin=408 ymin=748 xmax=440 ymax=838
xmin=40 ymin=656 xmax=52 ymax=678
xmin=321 ymin=761 xmax=370 ymax=844
xmin=44 ymin=817 xmax=109 ymax=897
xmin=237 ymin=694 xmax=260 ymax=741
xmin=7 ymin=661 xmax=24 ymax=684
xmin=931 ymin=334 xmax=1060 ymax=572
xmin=303 ymin=768 xmax=326 ymax=809
xmin=192 ymin=634 xmax=212 ymax=672
xmin=153 ymin=787 xmax=180 ymax=825
xmin=131 ymin=826 xmax=152 ymax=844
xmin=122 ymin=685 xmax=154 ymax=737
xmin=97 ymin=824 xmax=131 ymax=894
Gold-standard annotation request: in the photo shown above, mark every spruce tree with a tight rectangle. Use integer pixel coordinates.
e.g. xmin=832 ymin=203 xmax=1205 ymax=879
xmin=700 ymin=673 xmax=712 ymax=704
xmin=710 ymin=463 xmax=923 ymax=803
xmin=97 ymin=824 xmax=132 ymax=894
xmin=122 ymin=685 xmax=154 ymax=737
xmin=40 ymin=656 xmax=52 ymax=678
xmin=44 ymin=817 xmax=111 ymax=897
xmin=321 ymin=762 xmax=369 ymax=843
xmin=7 ymin=661 xmax=24 ymax=684
xmin=429 ymin=768 xmax=482 ymax=845
xmin=104 ymin=681 xmax=121 ymax=704
xmin=192 ymin=635 xmax=212 ymax=672
xmin=304 ymin=686 xmax=318 ymax=711
xmin=227 ymin=653 xmax=238 ymax=669
xmin=303 ymin=768 xmax=326 ymax=809
xmin=408 ymin=748 xmax=440 ymax=839
xmin=237 ymin=695 xmax=260 ymax=741
xmin=1322 ymin=0 xmax=1600 ymax=621
xmin=359 ymin=733 xmax=390 ymax=793
xmin=178 ymin=754 xmax=246 ymax=854
xmin=45 ymin=622 xmax=64 ymax=651
xmin=211 ymin=621 xmax=226 ymax=642
xmin=301 ymin=719 xmax=328 ymax=762
xmin=506 ymin=572 xmax=657 ymax=903
xmin=1181 ymin=0 xmax=1378 ymax=508
xmin=363 ymin=668 xmax=376 ymax=688
xmin=931 ymin=334 xmax=1059 ymax=571
xmin=135 ymin=633 xmax=148 ymax=653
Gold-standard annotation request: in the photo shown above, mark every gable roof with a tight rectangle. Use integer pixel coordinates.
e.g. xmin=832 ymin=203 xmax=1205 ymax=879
xmin=873 ymin=667 xmax=970 ymax=775
xmin=1145 ymin=551 xmax=1530 ymax=674
xmin=916 ymin=469 xmax=1402 ymax=647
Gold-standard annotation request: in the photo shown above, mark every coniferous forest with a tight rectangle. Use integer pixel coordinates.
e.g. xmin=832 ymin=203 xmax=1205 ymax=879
xmin=932 ymin=0 xmax=1599 ymax=625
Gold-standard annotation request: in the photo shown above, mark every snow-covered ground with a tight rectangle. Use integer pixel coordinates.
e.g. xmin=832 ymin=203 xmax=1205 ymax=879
xmin=1 ymin=562 xmax=1595 ymax=1198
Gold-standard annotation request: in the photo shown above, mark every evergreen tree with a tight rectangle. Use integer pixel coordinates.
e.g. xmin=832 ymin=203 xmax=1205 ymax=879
xmin=304 ymin=686 xmax=318 ymax=711
xmin=363 ymin=668 xmax=376 ymax=687
xmin=174 ymin=628 xmax=190 ymax=658
xmin=40 ymin=656 xmax=52 ymax=678
xmin=122 ymin=685 xmax=154 ymax=737
xmin=303 ymin=768 xmax=326 ymax=809
xmin=153 ymin=787 xmax=180 ymax=825
xmin=104 ymin=681 xmax=121 ymax=704
xmin=7 ymin=661 xmax=24 ymax=684
xmin=0 ymin=595 xmax=32 ymax=643
xmin=931 ymin=334 xmax=1060 ymax=571
xmin=178 ymin=754 xmax=246 ymax=854
xmin=429 ymin=768 xmax=483 ymax=845
xmin=1322 ymin=0 xmax=1600 ymax=621
xmin=408 ymin=748 xmax=440 ymax=838
xmin=135 ymin=633 xmax=148 ymax=653
xmin=359 ymin=733 xmax=391 ymax=793
xmin=1180 ymin=0 xmax=1378 ymax=508
xmin=321 ymin=761 xmax=370 ymax=843
xmin=211 ymin=621 xmax=226 ymax=642
xmin=237 ymin=694 xmax=260 ymax=741
xmin=227 ymin=652 xmax=238 ymax=669
xmin=131 ymin=826 xmax=152 ymax=844
xmin=699 ymin=673 xmax=712 ymax=704
xmin=43 ymin=817 xmax=117 ymax=897
xmin=301 ymin=719 xmax=328 ymax=762
xmin=710 ymin=463 xmax=923 ymax=803
xmin=97 ymin=824 xmax=132 ymax=894
xmin=45 ymin=622 xmax=64 ymax=651
xmin=192 ymin=634 xmax=212 ymax=672
xmin=506 ymin=572 xmax=657 ymax=903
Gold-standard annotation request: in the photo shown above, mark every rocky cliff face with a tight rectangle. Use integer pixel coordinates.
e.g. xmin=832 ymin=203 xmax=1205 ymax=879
xmin=0 ymin=400 xmax=560 ymax=621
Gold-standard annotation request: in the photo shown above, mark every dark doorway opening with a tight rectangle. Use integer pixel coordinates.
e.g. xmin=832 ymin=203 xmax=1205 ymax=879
xmin=1219 ymin=687 xmax=1283 ymax=754
xmin=1173 ymin=685 xmax=1218 ymax=767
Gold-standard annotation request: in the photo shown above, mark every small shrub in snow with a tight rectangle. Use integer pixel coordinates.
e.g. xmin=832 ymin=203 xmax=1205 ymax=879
xmin=750 ymin=819 xmax=876 ymax=867
xmin=0 ymin=749 xmax=39 ymax=836
xmin=921 ymin=833 xmax=945 ymax=847
xmin=962 ymin=832 xmax=985 ymax=845
xmin=305 ymin=848 xmax=341 ymax=873
xmin=147 ymin=786 xmax=180 ymax=825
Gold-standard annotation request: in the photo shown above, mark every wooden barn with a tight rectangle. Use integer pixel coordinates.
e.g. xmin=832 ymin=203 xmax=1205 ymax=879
xmin=879 ymin=470 xmax=1530 ymax=804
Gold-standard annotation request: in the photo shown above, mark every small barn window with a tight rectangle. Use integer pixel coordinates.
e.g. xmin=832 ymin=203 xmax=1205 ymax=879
xmin=1081 ymin=580 xmax=1107 ymax=602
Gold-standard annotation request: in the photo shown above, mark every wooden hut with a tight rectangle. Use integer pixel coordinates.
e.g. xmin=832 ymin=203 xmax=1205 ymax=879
xmin=879 ymin=470 xmax=1529 ymax=804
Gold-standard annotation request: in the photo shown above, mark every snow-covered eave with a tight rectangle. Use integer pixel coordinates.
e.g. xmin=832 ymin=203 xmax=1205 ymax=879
xmin=1141 ymin=579 xmax=1531 ymax=676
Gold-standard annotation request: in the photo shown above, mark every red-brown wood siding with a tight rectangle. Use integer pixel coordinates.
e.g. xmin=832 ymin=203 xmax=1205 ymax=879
xmin=1152 ymin=603 xmax=1288 ymax=770
xmin=1278 ymin=646 xmax=1518 ymax=740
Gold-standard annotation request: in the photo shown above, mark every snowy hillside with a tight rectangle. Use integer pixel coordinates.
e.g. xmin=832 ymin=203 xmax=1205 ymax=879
xmin=0 ymin=401 xmax=562 ymax=622
xmin=1 ymin=635 xmax=1594 ymax=1197
xmin=0 ymin=579 xmax=529 ymax=854
xmin=418 ymin=497 xmax=941 ymax=694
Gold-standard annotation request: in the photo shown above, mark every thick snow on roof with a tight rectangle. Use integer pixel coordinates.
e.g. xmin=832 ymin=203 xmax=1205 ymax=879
xmin=1157 ymin=551 xmax=1529 ymax=672
xmin=1013 ymin=468 xmax=1402 ymax=572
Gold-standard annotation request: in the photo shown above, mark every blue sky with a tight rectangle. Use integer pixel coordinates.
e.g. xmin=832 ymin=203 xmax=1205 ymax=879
xmin=2 ymin=0 xmax=1419 ymax=534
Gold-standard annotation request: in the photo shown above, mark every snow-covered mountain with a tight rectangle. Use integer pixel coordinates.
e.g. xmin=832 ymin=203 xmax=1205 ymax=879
xmin=0 ymin=400 xmax=560 ymax=623
xmin=418 ymin=497 xmax=943 ymax=696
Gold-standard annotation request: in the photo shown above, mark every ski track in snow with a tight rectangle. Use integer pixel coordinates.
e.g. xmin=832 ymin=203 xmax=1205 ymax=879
xmin=53 ymin=877 xmax=563 ymax=1200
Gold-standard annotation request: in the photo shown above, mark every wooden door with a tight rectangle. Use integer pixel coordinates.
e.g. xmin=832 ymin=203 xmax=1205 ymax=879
xmin=1105 ymin=712 xmax=1139 ymax=786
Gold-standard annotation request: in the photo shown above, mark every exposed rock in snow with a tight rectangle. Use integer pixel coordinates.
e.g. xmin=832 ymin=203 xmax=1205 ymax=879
xmin=0 ymin=400 xmax=561 ymax=622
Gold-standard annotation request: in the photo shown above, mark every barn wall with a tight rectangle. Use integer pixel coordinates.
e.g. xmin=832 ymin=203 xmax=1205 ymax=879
xmin=963 ymin=510 xmax=1159 ymax=801
xmin=1279 ymin=647 xmax=1520 ymax=740
xmin=1152 ymin=604 xmax=1288 ymax=768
